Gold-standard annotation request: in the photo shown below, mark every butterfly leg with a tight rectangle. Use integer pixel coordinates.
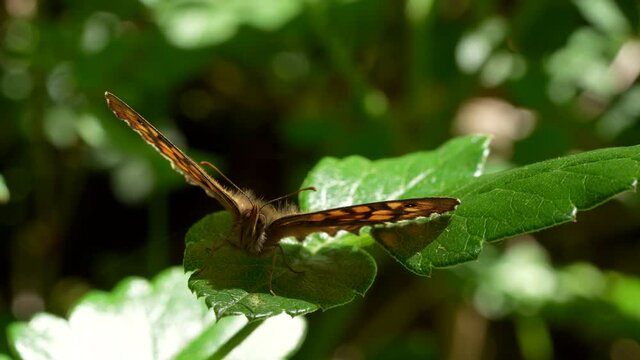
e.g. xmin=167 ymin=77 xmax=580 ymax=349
xmin=278 ymin=244 xmax=304 ymax=274
xmin=268 ymin=245 xmax=305 ymax=296
xmin=268 ymin=253 xmax=278 ymax=296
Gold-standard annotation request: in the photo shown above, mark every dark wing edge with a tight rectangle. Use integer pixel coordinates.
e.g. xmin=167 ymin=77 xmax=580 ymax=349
xmin=104 ymin=91 xmax=240 ymax=215
xmin=265 ymin=197 xmax=460 ymax=244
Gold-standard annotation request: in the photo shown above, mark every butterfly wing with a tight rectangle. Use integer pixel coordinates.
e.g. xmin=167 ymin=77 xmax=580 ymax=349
xmin=264 ymin=197 xmax=460 ymax=245
xmin=105 ymin=92 xmax=240 ymax=216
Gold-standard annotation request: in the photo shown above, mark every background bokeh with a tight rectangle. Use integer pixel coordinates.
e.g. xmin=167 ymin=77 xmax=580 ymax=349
xmin=1 ymin=0 xmax=640 ymax=359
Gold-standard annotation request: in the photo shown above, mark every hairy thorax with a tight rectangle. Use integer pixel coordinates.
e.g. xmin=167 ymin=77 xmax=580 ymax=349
xmin=231 ymin=189 xmax=298 ymax=255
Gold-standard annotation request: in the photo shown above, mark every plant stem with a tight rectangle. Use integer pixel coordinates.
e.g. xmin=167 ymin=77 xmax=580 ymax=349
xmin=207 ymin=320 xmax=264 ymax=360
xmin=515 ymin=315 xmax=552 ymax=360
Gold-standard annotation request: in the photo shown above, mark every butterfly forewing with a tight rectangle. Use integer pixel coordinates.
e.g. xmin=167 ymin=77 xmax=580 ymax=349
xmin=104 ymin=92 xmax=240 ymax=216
xmin=265 ymin=197 xmax=460 ymax=245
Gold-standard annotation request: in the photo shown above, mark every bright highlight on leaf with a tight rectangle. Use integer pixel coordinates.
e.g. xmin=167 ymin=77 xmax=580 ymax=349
xmin=7 ymin=268 xmax=306 ymax=360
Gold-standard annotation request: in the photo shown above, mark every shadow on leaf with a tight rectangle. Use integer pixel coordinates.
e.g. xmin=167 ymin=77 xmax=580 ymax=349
xmin=371 ymin=215 xmax=454 ymax=263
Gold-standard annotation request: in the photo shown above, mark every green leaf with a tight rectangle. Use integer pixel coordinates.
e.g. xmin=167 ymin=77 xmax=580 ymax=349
xmin=184 ymin=212 xmax=377 ymax=320
xmin=373 ymin=144 xmax=640 ymax=274
xmin=300 ymin=135 xmax=489 ymax=211
xmin=7 ymin=268 xmax=306 ymax=360
xmin=184 ymin=135 xmax=488 ymax=319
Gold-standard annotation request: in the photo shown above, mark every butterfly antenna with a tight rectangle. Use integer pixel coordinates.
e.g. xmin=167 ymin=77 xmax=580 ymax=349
xmin=200 ymin=161 xmax=253 ymax=204
xmin=260 ymin=186 xmax=316 ymax=211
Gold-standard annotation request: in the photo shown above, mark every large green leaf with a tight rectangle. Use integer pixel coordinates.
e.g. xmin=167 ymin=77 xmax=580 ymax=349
xmin=299 ymin=135 xmax=489 ymax=211
xmin=184 ymin=135 xmax=489 ymax=319
xmin=7 ymin=268 xmax=306 ymax=360
xmin=184 ymin=212 xmax=377 ymax=320
xmin=372 ymin=144 xmax=640 ymax=274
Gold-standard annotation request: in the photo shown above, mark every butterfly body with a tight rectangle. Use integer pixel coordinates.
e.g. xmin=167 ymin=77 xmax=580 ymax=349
xmin=232 ymin=193 xmax=294 ymax=255
xmin=104 ymin=92 xmax=460 ymax=257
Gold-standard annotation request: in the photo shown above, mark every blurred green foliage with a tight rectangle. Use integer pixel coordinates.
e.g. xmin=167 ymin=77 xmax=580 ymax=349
xmin=2 ymin=0 xmax=640 ymax=358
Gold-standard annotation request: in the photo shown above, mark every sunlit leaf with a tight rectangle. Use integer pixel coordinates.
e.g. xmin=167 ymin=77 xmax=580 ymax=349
xmin=374 ymin=144 xmax=640 ymax=274
xmin=7 ymin=268 xmax=306 ymax=360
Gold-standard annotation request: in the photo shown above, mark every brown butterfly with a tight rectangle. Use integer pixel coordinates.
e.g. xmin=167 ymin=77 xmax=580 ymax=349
xmin=104 ymin=91 xmax=459 ymax=261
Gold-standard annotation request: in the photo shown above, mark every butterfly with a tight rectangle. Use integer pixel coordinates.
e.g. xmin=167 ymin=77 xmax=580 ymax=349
xmin=104 ymin=92 xmax=460 ymax=271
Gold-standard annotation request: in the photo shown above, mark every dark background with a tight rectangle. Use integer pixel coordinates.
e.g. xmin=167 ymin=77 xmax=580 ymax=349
xmin=1 ymin=0 xmax=640 ymax=358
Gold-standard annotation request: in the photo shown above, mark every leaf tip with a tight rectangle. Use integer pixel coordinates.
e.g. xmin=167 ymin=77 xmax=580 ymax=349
xmin=569 ymin=206 xmax=578 ymax=222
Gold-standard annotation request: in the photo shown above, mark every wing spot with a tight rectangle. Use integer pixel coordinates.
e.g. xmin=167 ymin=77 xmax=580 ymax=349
xmin=147 ymin=126 xmax=159 ymax=137
xmin=336 ymin=214 xmax=367 ymax=221
xmin=309 ymin=213 xmax=327 ymax=221
xmin=386 ymin=202 xmax=404 ymax=209
xmin=352 ymin=206 xmax=371 ymax=213
xmin=157 ymin=142 xmax=172 ymax=153
xmin=368 ymin=214 xmax=395 ymax=221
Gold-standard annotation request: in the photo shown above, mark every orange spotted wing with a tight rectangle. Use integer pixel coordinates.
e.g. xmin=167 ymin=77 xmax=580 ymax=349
xmin=265 ymin=198 xmax=460 ymax=247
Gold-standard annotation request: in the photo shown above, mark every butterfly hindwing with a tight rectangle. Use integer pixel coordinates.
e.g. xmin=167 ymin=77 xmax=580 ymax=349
xmin=105 ymin=92 xmax=240 ymax=216
xmin=265 ymin=197 xmax=460 ymax=244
